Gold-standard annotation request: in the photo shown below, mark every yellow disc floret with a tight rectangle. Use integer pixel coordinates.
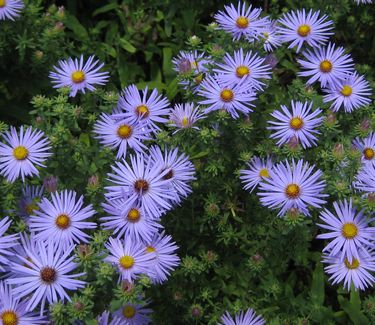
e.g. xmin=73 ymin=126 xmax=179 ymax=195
xmin=320 ymin=60 xmax=333 ymax=73
xmin=297 ymin=24 xmax=311 ymax=37
xmin=117 ymin=125 xmax=132 ymax=139
xmin=71 ymin=71 xmax=85 ymax=84
xmin=0 ymin=0 xmax=6 ymax=8
xmin=236 ymin=65 xmax=250 ymax=78
xmin=127 ymin=208 xmax=140 ymax=222
xmin=136 ymin=105 xmax=149 ymax=118
xmin=363 ymin=147 xmax=374 ymax=160
xmin=290 ymin=117 xmax=304 ymax=130
xmin=236 ymin=16 xmax=249 ymax=29
xmin=13 ymin=146 xmax=28 ymax=160
xmin=146 ymin=246 xmax=156 ymax=253
xmin=344 ymin=258 xmax=360 ymax=270
xmin=119 ymin=255 xmax=135 ymax=269
xmin=341 ymin=222 xmax=358 ymax=239
xmin=340 ymin=85 xmax=353 ymax=97
xmin=55 ymin=214 xmax=71 ymax=230
xmin=285 ymin=183 xmax=300 ymax=199
xmin=1 ymin=310 xmax=18 ymax=325
xmin=123 ymin=305 xmax=136 ymax=319
xmin=259 ymin=168 xmax=269 ymax=178
xmin=220 ymin=89 xmax=234 ymax=102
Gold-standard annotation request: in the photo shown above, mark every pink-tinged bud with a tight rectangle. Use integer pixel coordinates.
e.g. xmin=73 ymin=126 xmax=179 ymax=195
xmin=178 ymin=58 xmax=192 ymax=74
xmin=43 ymin=176 xmax=58 ymax=193
xmin=264 ymin=54 xmax=278 ymax=69
xmin=288 ymin=135 xmax=299 ymax=149
xmin=333 ymin=143 xmax=344 ymax=159
xmin=88 ymin=175 xmax=99 ymax=187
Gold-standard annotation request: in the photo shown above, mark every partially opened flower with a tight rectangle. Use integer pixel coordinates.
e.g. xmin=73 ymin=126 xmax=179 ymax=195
xmin=198 ymin=76 xmax=256 ymax=119
xmin=0 ymin=217 xmax=19 ymax=272
xmin=49 ymin=55 xmax=109 ymax=97
xmin=323 ymin=72 xmax=372 ymax=113
xmin=220 ymin=307 xmax=265 ymax=325
xmin=169 ymin=103 xmax=206 ymax=133
xmin=93 ymin=113 xmax=151 ymax=159
xmin=0 ymin=126 xmax=51 ymax=183
xmin=0 ymin=0 xmax=24 ymax=21
xmin=240 ymin=156 xmax=273 ymax=193
xmin=354 ymin=165 xmax=375 ymax=194
xmin=144 ymin=232 xmax=180 ymax=284
xmin=0 ymin=281 xmax=47 ymax=324
xmin=19 ymin=185 xmax=44 ymax=219
xmin=104 ymin=237 xmax=155 ymax=282
xmin=298 ymin=43 xmax=355 ymax=87
xmin=353 ymin=132 xmax=375 ymax=167
xmin=258 ymin=159 xmax=327 ymax=216
xmin=172 ymin=50 xmax=210 ymax=75
xmin=323 ymin=249 xmax=375 ymax=290
xmin=258 ymin=20 xmax=282 ymax=52
xmin=214 ymin=48 xmax=271 ymax=91
xmin=29 ymin=190 xmax=97 ymax=248
xmin=7 ymin=240 xmax=86 ymax=312
xmin=112 ymin=301 xmax=152 ymax=325
xmin=278 ymin=9 xmax=334 ymax=53
xmin=317 ymin=199 xmax=375 ymax=262
xmin=268 ymin=101 xmax=323 ymax=148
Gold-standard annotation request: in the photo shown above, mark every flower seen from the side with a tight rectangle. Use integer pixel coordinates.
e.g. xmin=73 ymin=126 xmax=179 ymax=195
xmin=19 ymin=185 xmax=44 ymax=219
xmin=169 ymin=103 xmax=206 ymax=133
xmin=240 ymin=156 xmax=273 ymax=193
xmin=353 ymin=132 xmax=375 ymax=167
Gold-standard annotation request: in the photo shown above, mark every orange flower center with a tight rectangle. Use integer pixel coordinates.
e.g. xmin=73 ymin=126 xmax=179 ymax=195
xmin=290 ymin=117 xmax=304 ymax=130
xmin=285 ymin=183 xmax=300 ymax=199
xmin=134 ymin=179 xmax=149 ymax=192
xmin=117 ymin=125 xmax=132 ymax=139
xmin=363 ymin=147 xmax=374 ymax=160
xmin=319 ymin=60 xmax=333 ymax=73
xmin=236 ymin=16 xmax=249 ymax=29
xmin=297 ymin=24 xmax=311 ymax=37
xmin=55 ymin=214 xmax=71 ymax=229
xmin=220 ymin=89 xmax=234 ymax=102
xmin=127 ymin=208 xmax=140 ymax=222
xmin=1 ymin=310 xmax=18 ymax=325
xmin=40 ymin=267 xmax=57 ymax=284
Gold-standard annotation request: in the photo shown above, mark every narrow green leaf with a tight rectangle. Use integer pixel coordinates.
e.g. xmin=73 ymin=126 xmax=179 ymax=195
xmin=64 ymin=14 xmax=89 ymax=40
xmin=119 ymin=39 xmax=137 ymax=54
xmin=310 ymin=261 xmax=324 ymax=306
xmin=338 ymin=295 xmax=370 ymax=325
xmin=93 ymin=3 xmax=118 ymax=16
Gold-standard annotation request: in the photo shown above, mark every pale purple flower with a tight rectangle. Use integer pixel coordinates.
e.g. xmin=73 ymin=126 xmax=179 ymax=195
xmin=19 ymin=185 xmax=44 ymax=219
xmin=240 ymin=156 xmax=273 ymax=193
xmin=258 ymin=20 xmax=282 ymax=52
xmin=220 ymin=308 xmax=265 ymax=325
xmin=0 ymin=0 xmax=24 ymax=21
xmin=169 ymin=103 xmax=206 ymax=133
xmin=353 ymin=132 xmax=375 ymax=167
xmin=112 ymin=301 xmax=152 ymax=325
xmin=0 ymin=217 xmax=19 ymax=272
xmin=172 ymin=50 xmax=210 ymax=75
xmin=97 ymin=311 xmax=122 ymax=325
xmin=354 ymin=165 xmax=375 ymax=194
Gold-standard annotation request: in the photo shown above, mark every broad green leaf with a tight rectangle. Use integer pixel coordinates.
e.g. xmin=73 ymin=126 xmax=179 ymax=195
xmin=64 ymin=14 xmax=89 ymax=40
xmin=338 ymin=295 xmax=370 ymax=325
xmin=93 ymin=3 xmax=118 ymax=16
xmin=310 ymin=261 xmax=325 ymax=306
xmin=119 ymin=39 xmax=137 ymax=54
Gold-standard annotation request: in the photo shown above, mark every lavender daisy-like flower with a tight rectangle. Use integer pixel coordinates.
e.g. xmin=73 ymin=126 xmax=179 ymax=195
xmin=214 ymin=2 xmax=267 ymax=41
xmin=0 ymin=217 xmax=18 ymax=272
xmin=214 ymin=48 xmax=272 ymax=91
xmin=169 ymin=103 xmax=206 ymax=133
xmin=354 ymin=0 xmax=373 ymax=4
xmin=278 ymin=9 xmax=334 ymax=53
xmin=101 ymin=198 xmax=161 ymax=242
xmin=19 ymin=185 xmax=44 ymax=219
xmin=353 ymin=132 xmax=375 ymax=167
xmin=220 ymin=308 xmax=265 ymax=325
xmin=97 ymin=311 xmax=122 ymax=325
xmin=112 ymin=301 xmax=152 ymax=325
xmin=0 ymin=0 xmax=24 ymax=21
xmin=49 ymin=55 xmax=109 ymax=97
xmin=298 ymin=43 xmax=355 ymax=87
xmin=7 ymin=240 xmax=86 ymax=312
xmin=240 ymin=156 xmax=273 ymax=193
xmin=29 ymin=190 xmax=96 ymax=248
xmin=268 ymin=101 xmax=323 ymax=148
xmin=323 ymin=249 xmax=375 ymax=290
xmin=198 ymin=76 xmax=256 ymax=119
xmin=0 ymin=126 xmax=51 ymax=183
xmin=149 ymin=146 xmax=195 ymax=203
xmin=323 ymin=72 xmax=372 ymax=113
xmin=317 ymin=199 xmax=375 ymax=262
xmin=93 ymin=113 xmax=150 ymax=159
xmin=105 ymin=154 xmax=176 ymax=219
xmin=104 ymin=236 xmax=155 ymax=282
xmin=144 ymin=232 xmax=180 ymax=284
xmin=258 ymin=159 xmax=327 ymax=217
xmin=354 ymin=165 xmax=375 ymax=194
xmin=0 ymin=281 xmax=47 ymax=324
xmin=172 ymin=50 xmax=210 ymax=75
xmin=114 ymin=85 xmax=171 ymax=134
xmin=259 ymin=20 xmax=282 ymax=52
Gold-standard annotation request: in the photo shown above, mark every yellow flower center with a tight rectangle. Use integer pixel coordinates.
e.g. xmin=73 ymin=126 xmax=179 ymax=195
xmin=320 ymin=60 xmax=333 ymax=73
xmin=236 ymin=65 xmax=250 ymax=78
xmin=25 ymin=203 xmax=39 ymax=215
xmin=13 ymin=146 xmax=29 ymax=160
xmin=259 ymin=168 xmax=270 ymax=178
xmin=195 ymin=74 xmax=204 ymax=84
xmin=363 ymin=147 xmax=375 ymax=160
xmin=297 ymin=24 xmax=311 ymax=37
xmin=341 ymin=223 xmax=358 ymax=239
xmin=340 ymin=85 xmax=353 ymax=97
xmin=344 ymin=258 xmax=360 ymax=270
xmin=262 ymin=32 xmax=269 ymax=39
xmin=117 ymin=125 xmax=132 ymax=139
xmin=146 ymin=246 xmax=156 ymax=253
xmin=55 ymin=214 xmax=71 ymax=230
xmin=127 ymin=208 xmax=140 ymax=222
xmin=220 ymin=89 xmax=234 ymax=102
xmin=290 ymin=117 xmax=304 ymax=130
xmin=285 ymin=183 xmax=300 ymax=199
xmin=40 ymin=267 xmax=57 ymax=284
xmin=71 ymin=71 xmax=85 ymax=84
xmin=0 ymin=0 xmax=6 ymax=8
xmin=181 ymin=116 xmax=189 ymax=127
xmin=1 ymin=310 xmax=18 ymax=325
xmin=236 ymin=16 xmax=249 ymax=29
xmin=119 ymin=255 xmax=134 ymax=269
xmin=136 ymin=105 xmax=149 ymax=118
xmin=190 ymin=60 xmax=198 ymax=69
xmin=123 ymin=305 xmax=136 ymax=319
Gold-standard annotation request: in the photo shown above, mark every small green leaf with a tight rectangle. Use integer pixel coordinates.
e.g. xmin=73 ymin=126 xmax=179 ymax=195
xmin=93 ymin=3 xmax=118 ymax=16
xmin=119 ymin=39 xmax=137 ymax=54
xmin=64 ymin=14 xmax=89 ymax=40
xmin=310 ymin=261 xmax=324 ymax=306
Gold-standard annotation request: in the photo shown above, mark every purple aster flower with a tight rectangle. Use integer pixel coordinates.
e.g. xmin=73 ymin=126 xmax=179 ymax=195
xmin=317 ymin=199 xmax=375 ymax=262
xmin=172 ymin=50 xmax=210 ymax=75
xmin=149 ymin=146 xmax=195 ymax=203
xmin=323 ymin=249 xmax=375 ymax=291
xmin=267 ymin=101 xmax=323 ymax=148
xmin=105 ymin=154 xmax=176 ymax=219
xmin=353 ymin=132 xmax=375 ymax=167
xmin=214 ymin=2 xmax=268 ymax=41
xmin=7 ymin=240 xmax=86 ymax=312
xmin=258 ymin=20 xmax=282 ymax=52
xmin=0 ymin=217 xmax=18 ymax=272
xmin=354 ymin=0 xmax=373 ymax=3
xmin=29 ymin=190 xmax=97 ymax=248
xmin=240 ymin=156 xmax=273 ymax=193
xmin=104 ymin=236 xmax=155 ymax=282
xmin=278 ymin=9 xmax=334 ymax=53
xmin=298 ymin=43 xmax=355 ymax=87
xmin=220 ymin=308 xmax=265 ymax=325
xmin=169 ymin=103 xmax=206 ymax=133
xmin=258 ymin=159 xmax=327 ymax=217
xmin=97 ymin=311 xmax=122 ymax=325
xmin=112 ymin=301 xmax=152 ymax=325
xmin=214 ymin=48 xmax=272 ymax=91
xmin=101 ymin=198 xmax=161 ymax=242
xmin=0 ymin=126 xmax=51 ymax=183
xmin=49 ymin=55 xmax=109 ymax=97
xmin=113 ymin=85 xmax=171 ymax=134
xmin=0 ymin=0 xmax=24 ymax=21
xmin=354 ymin=165 xmax=375 ymax=194
xmin=19 ymin=185 xmax=44 ymax=219
xmin=93 ymin=113 xmax=151 ymax=159
xmin=0 ymin=281 xmax=47 ymax=324
xmin=198 ymin=76 xmax=256 ymax=119
xmin=144 ymin=231 xmax=180 ymax=284
xmin=323 ymin=72 xmax=372 ymax=113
